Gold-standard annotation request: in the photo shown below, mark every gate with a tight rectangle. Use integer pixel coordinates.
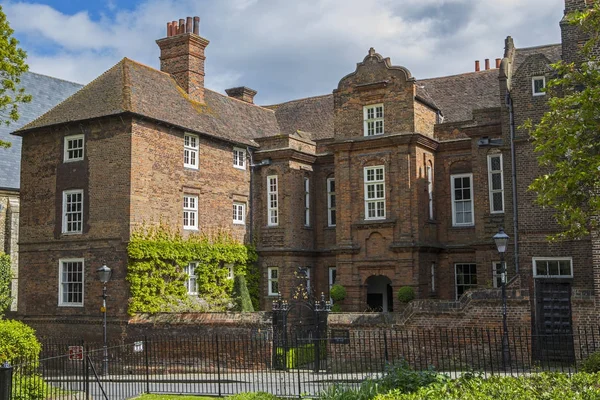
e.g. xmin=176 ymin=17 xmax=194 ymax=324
xmin=534 ymin=279 xmax=575 ymax=362
xmin=272 ymin=292 xmax=330 ymax=371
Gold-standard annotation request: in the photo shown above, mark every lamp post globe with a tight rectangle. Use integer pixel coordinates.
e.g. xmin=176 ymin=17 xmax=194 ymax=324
xmin=96 ymin=264 xmax=112 ymax=284
xmin=493 ymin=227 xmax=509 ymax=254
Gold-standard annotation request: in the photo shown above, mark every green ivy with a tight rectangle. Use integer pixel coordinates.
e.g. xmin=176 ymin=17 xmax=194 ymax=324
xmin=127 ymin=224 xmax=258 ymax=315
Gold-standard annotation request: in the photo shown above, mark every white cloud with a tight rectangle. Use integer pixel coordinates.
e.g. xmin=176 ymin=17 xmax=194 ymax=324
xmin=4 ymin=0 xmax=566 ymax=104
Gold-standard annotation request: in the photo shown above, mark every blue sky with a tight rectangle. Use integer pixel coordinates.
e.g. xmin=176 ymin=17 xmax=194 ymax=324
xmin=3 ymin=0 xmax=565 ymax=105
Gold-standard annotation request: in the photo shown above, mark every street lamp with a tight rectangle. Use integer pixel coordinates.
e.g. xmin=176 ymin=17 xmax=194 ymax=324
xmin=493 ymin=227 xmax=510 ymax=369
xmin=96 ymin=264 xmax=112 ymax=376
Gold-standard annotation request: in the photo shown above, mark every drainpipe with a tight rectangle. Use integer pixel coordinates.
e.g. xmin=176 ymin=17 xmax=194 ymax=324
xmin=247 ymin=147 xmax=255 ymax=244
xmin=505 ymin=92 xmax=519 ymax=274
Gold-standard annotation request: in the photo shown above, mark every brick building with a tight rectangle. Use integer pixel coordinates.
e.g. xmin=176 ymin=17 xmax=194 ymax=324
xmin=12 ymin=1 xmax=599 ymax=338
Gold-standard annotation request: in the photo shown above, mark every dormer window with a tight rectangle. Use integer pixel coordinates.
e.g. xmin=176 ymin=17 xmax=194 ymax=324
xmin=363 ymin=104 xmax=384 ymax=136
xmin=532 ymin=76 xmax=546 ymax=96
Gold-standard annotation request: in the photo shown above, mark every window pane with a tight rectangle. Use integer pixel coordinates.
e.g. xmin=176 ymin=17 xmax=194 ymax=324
xmin=492 ymin=192 xmax=503 ymax=211
xmin=492 ymin=174 xmax=502 ymax=190
xmin=548 ymin=261 xmax=559 ymax=276
xmin=559 ymin=261 xmax=571 ymax=276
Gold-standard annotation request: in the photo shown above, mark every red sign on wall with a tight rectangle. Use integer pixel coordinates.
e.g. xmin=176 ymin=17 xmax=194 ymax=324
xmin=68 ymin=346 xmax=84 ymax=361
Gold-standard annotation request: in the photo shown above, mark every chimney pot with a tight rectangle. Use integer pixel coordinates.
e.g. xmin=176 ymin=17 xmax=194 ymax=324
xmin=485 ymin=59 xmax=490 ymax=70
xmin=475 ymin=60 xmax=480 ymax=72
xmin=496 ymin=58 xmax=501 ymax=68
xmin=186 ymin=17 xmax=192 ymax=33
xmin=167 ymin=22 xmax=172 ymax=37
xmin=225 ymin=86 xmax=258 ymax=104
xmin=193 ymin=17 xmax=200 ymax=35
xmin=171 ymin=20 xmax=177 ymax=36
xmin=179 ymin=19 xmax=185 ymax=34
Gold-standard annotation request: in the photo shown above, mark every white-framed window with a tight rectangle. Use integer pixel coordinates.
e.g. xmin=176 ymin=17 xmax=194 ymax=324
xmin=328 ymin=267 xmax=337 ymax=291
xmin=304 ymin=267 xmax=311 ymax=294
xmin=533 ymin=257 xmax=573 ymax=278
xmin=431 ymin=262 xmax=436 ymax=293
xmin=233 ymin=147 xmax=246 ymax=169
xmin=492 ymin=261 xmax=507 ymax=288
xmin=233 ymin=202 xmax=245 ymax=225
xmin=183 ymin=195 xmax=198 ymax=230
xmin=327 ymin=178 xmax=336 ymax=227
xmin=63 ymin=134 xmax=84 ymax=162
xmin=58 ymin=258 xmax=84 ymax=307
xmin=304 ymin=177 xmax=310 ymax=227
xmin=62 ymin=189 xmax=83 ymax=234
xmin=185 ymin=262 xmax=198 ymax=294
xmin=225 ymin=263 xmax=234 ymax=280
xmin=455 ymin=263 xmax=477 ymax=300
xmin=267 ymin=175 xmax=278 ymax=226
xmin=532 ymin=76 xmax=546 ymax=96
xmin=184 ymin=133 xmax=199 ymax=169
xmin=364 ymin=166 xmax=386 ymax=220
xmin=451 ymin=173 xmax=474 ymax=226
xmin=363 ymin=104 xmax=384 ymax=136
xmin=268 ymin=267 xmax=279 ymax=296
xmin=488 ymin=154 xmax=504 ymax=214
xmin=427 ymin=164 xmax=434 ymax=220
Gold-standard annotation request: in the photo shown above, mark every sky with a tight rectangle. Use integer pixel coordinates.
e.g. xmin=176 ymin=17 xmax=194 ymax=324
xmin=2 ymin=0 xmax=565 ymax=105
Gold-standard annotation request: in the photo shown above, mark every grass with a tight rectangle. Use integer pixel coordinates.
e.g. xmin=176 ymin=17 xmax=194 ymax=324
xmin=135 ymin=395 xmax=219 ymax=400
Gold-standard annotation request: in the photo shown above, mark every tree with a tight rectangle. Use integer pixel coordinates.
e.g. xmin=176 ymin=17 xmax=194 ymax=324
xmin=528 ymin=2 xmax=600 ymax=240
xmin=0 ymin=252 xmax=12 ymax=316
xmin=0 ymin=5 xmax=31 ymax=148
xmin=232 ymin=275 xmax=254 ymax=312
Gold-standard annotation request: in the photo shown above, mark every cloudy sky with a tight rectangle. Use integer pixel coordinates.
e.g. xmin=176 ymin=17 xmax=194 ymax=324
xmin=3 ymin=0 xmax=565 ymax=105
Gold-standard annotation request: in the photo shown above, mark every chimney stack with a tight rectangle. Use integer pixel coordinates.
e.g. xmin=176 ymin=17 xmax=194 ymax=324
xmin=475 ymin=60 xmax=480 ymax=72
xmin=496 ymin=58 xmax=501 ymax=68
xmin=157 ymin=16 xmax=209 ymax=103
xmin=225 ymin=87 xmax=258 ymax=104
xmin=485 ymin=59 xmax=490 ymax=70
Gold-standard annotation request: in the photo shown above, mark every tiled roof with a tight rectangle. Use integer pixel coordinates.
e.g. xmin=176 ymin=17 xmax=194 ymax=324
xmin=514 ymin=43 xmax=562 ymax=71
xmin=265 ymin=94 xmax=334 ymax=140
xmin=16 ymin=58 xmax=281 ymax=147
xmin=0 ymin=72 xmax=82 ymax=190
xmin=418 ymin=69 xmax=500 ymax=123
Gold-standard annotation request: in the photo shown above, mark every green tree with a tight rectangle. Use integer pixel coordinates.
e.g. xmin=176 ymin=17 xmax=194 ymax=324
xmin=0 ymin=252 xmax=12 ymax=316
xmin=528 ymin=2 xmax=600 ymax=240
xmin=0 ymin=6 xmax=31 ymax=148
xmin=233 ymin=275 xmax=254 ymax=312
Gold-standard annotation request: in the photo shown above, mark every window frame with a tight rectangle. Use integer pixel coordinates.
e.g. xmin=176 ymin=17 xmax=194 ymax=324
xmin=451 ymin=173 xmax=474 ymax=227
xmin=58 ymin=258 xmax=85 ymax=307
xmin=62 ymin=189 xmax=84 ymax=234
xmin=327 ymin=178 xmax=336 ymax=227
xmin=268 ymin=267 xmax=279 ymax=296
xmin=183 ymin=194 xmax=198 ymax=230
xmin=185 ymin=262 xmax=198 ymax=295
xmin=225 ymin=263 xmax=234 ymax=280
xmin=431 ymin=262 xmax=436 ymax=293
xmin=487 ymin=154 xmax=505 ymax=214
xmin=363 ymin=103 xmax=384 ymax=136
xmin=267 ymin=175 xmax=279 ymax=226
xmin=427 ymin=164 xmax=434 ymax=220
xmin=532 ymin=257 xmax=573 ymax=278
xmin=364 ymin=165 xmax=386 ymax=220
xmin=233 ymin=202 xmax=246 ymax=225
xmin=184 ymin=133 xmax=199 ymax=169
xmin=63 ymin=134 xmax=84 ymax=162
xmin=233 ymin=147 xmax=246 ymax=170
xmin=532 ymin=76 xmax=546 ymax=96
xmin=455 ymin=263 xmax=477 ymax=300
xmin=492 ymin=261 xmax=507 ymax=288
xmin=304 ymin=177 xmax=310 ymax=227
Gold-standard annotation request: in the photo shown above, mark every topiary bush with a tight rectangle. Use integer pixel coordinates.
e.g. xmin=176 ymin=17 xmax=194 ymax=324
xmin=581 ymin=351 xmax=600 ymax=373
xmin=0 ymin=319 xmax=41 ymax=365
xmin=397 ymin=286 xmax=415 ymax=304
xmin=330 ymin=304 xmax=342 ymax=313
xmin=330 ymin=284 xmax=347 ymax=302
xmin=233 ymin=275 xmax=254 ymax=312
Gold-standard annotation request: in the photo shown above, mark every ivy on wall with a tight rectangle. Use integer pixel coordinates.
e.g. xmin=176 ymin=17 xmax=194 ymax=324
xmin=127 ymin=224 xmax=258 ymax=315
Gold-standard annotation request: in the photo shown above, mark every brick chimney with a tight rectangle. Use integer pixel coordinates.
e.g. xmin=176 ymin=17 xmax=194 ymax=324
xmin=156 ymin=16 xmax=209 ymax=103
xmin=225 ymin=87 xmax=257 ymax=104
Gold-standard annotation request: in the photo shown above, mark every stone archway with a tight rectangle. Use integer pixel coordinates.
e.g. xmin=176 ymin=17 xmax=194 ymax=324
xmin=366 ymin=275 xmax=393 ymax=312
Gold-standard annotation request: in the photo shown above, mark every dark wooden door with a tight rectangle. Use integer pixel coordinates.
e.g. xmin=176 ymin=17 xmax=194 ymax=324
xmin=534 ymin=280 xmax=575 ymax=362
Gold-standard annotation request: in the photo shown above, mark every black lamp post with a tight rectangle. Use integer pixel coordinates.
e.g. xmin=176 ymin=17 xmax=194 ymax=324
xmin=493 ymin=227 xmax=510 ymax=369
xmin=96 ymin=264 xmax=112 ymax=376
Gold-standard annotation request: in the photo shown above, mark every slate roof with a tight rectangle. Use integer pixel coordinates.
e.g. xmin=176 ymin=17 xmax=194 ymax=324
xmin=265 ymin=94 xmax=334 ymax=140
xmin=16 ymin=58 xmax=280 ymax=147
xmin=0 ymin=72 xmax=82 ymax=190
xmin=514 ymin=43 xmax=562 ymax=71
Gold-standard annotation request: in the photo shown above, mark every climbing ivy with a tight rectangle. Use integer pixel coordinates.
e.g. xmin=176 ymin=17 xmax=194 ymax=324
xmin=127 ymin=224 xmax=257 ymax=315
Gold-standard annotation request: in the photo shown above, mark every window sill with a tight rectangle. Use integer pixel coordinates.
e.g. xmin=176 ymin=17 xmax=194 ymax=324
xmin=63 ymin=158 xmax=84 ymax=163
xmin=184 ymin=227 xmax=199 ymax=231
xmin=450 ymin=224 xmax=475 ymax=229
xmin=61 ymin=232 xmax=83 ymax=236
xmin=233 ymin=165 xmax=246 ymax=171
xmin=184 ymin=165 xmax=199 ymax=170
xmin=233 ymin=221 xmax=246 ymax=225
xmin=58 ymin=304 xmax=84 ymax=308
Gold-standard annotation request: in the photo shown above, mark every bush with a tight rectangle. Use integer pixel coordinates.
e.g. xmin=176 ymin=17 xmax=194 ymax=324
xmin=581 ymin=351 xmax=600 ymax=373
xmin=331 ymin=303 xmax=342 ymax=312
xmin=396 ymin=287 xmax=415 ymax=304
xmin=233 ymin=275 xmax=254 ymax=312
xmin=0 ymin=252 xmax=12 ymax=316
xmin=0 ymin=320 xmax=41 ymax=365
xmin=330 ymin=284 xmax=347 ymax=302
xmin=228 ymin=392 xmax=282 ymax=400
xmin=11 ymin=374 xmax=51 ymax=400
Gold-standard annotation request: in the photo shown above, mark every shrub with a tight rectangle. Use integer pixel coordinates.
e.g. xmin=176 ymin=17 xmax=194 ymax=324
xmin=233 ymin=275 xmax=254 ymax=312
xmin=0 ymin=252 xmax=12 ymax=316
xmin=396 ymin=287 xmax=415 ymax=304
xmin=581 ymin=351 xmax=600 ymax=373
xmin=228 ymin=392 xmax=282 ymax=400
xmin=330 ymin=284 xmax=347 ymax=302
xmin=331 ymin=303 xmax=342 ymax=312
xmin=11 ymin=374 xmax=51 ymax=400
xmin=0 ymin=320 xmax=41 ymax=365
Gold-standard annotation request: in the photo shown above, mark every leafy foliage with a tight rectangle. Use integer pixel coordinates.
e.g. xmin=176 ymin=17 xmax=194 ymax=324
xmin=0 ymin=252 xmax=12 ymax=316
xmin=581 ymin=351 xmax=600 ymax=373
xmin=0 ymin=6 xmax=31 ymax=148
xmin=0 ymin=319 xmax=41 ymax=365
xmin=245 ymin=256 xmax=260 ymax=310
xmin=396 ymin=286 xmax=415 ymax=303
xmin=233 ymin=275 xmax=254 ymax=312
xmin=11 ymin=374 xmax=53 ymax=400
xmin=330 ymin=284 xmax=347 ymax=302
xmin=126 ymin=224 xmax=256 ymax=315
xmin=527 ymin=2 xmax=600 ymax=240
xmin=228 ymin=393 xmax=282 ymax=400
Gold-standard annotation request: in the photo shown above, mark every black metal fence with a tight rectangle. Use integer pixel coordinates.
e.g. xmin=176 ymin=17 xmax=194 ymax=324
xmin=4 ymin=326 xmax=600 ymax=400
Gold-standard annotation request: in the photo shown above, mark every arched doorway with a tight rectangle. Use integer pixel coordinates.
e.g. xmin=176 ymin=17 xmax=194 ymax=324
xmin=366 ymin=275 xmax=393 ymax=312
